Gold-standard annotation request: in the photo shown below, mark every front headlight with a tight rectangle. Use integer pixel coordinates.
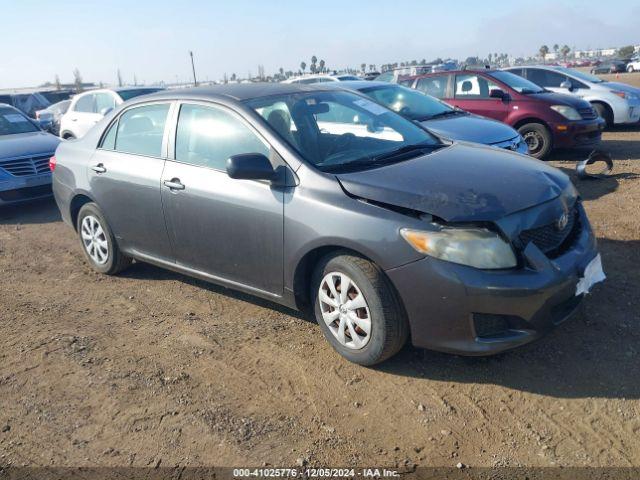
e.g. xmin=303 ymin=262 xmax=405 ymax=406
xmin=550 ymin=105 xmax=582 ymax=120
xmin=611 ymin=90 xmax=639 ymax=101
xmin=400 ymin=227 xmax=517 ymax=269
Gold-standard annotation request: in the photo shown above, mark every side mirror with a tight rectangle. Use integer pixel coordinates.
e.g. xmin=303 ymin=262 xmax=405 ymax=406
xmin=560 ymin=80 xmax=573 ymax=90
xmin=489 ymin=89 xmax=507 ymax=99
xmin=37 ymin=119 xmax=53 ymax=132
xmin=227 ymin=153 xmax=276 ymax=181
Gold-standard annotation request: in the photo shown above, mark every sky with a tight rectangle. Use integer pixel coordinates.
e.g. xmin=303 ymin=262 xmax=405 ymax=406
xmin=1 ymin=0 xmax=638 ymax=89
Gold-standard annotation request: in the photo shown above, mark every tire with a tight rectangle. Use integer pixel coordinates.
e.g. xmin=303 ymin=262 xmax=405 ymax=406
xmin=517 ymin=122 xmax=552 ymax=159
xmin=76 ymin=203 xmax=131 ymax=275
xmin=310 ymin=252 xmax=408 ymax=366
xmin=627 ymin=66 xmax=634 ymax=73
xmin=592 ymin=102 xmax=613 ymax=128
xmin=62 ymin=132 xmax=76 ymax=140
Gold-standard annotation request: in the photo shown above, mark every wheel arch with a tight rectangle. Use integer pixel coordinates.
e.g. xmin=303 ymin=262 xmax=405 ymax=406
xmin=69 ymin=193 xmax=96 ymax=231
xmin=291 ymin=244 xmax=399 ymax=312
xmin=589 ymin=100 xmax=614 ymax=125
xmin=513 ymin=116 xmax=551 ymax=132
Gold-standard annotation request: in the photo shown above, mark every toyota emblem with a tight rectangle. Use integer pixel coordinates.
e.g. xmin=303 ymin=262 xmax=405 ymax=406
xmin=556 ymin=212 xmax=569 ymax=230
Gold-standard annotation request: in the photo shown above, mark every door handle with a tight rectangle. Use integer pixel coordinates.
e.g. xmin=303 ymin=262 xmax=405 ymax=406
xmin=71 ymin=118 xmax=78 ymax=122
xmin=91 ymin=163 xmax=107 ymax=173
xmin=163 ymin=179 xmax=185 ymax=190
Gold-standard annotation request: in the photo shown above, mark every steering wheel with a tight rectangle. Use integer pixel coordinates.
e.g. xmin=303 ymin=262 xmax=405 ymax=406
xmin=325 ymin=132 xmax=356 ymax=158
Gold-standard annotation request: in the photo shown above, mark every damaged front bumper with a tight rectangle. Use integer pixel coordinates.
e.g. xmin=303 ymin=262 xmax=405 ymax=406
xmin=385 ymin=202 xmax=600 ymax=355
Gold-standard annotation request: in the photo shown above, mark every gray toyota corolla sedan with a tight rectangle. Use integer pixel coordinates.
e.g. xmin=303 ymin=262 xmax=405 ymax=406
xmin=52 ymin=83 xmax=605 ymax=365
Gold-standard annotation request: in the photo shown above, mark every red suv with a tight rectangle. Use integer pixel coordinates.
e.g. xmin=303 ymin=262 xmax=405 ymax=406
xmin=401 ymin=70 xmax=605 ymax=158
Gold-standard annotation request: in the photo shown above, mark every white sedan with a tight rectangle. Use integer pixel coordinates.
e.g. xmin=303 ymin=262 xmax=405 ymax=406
xmin=59 ymin=87 xmax=163 ymax=139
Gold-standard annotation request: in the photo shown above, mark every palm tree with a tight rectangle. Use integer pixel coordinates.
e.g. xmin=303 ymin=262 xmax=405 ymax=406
xmin=311 ymin=55 xmax=317 ymax=74
xmin=360 ymin=63 xmax=366 ymax=73
xmin=539 ymin=45 xmax=549 ymax=63
xmin=319 ymin=59 xmax=325 ymax=73
xmin=300 ymin=61 xmax=306 ymax=74
xmin=553 ymin=44 xmax=559 ymax=55
xmin=561 ymin=45 xmax=571 ymax=62
xmin=72 ymin=68 xmax=83 ymax=93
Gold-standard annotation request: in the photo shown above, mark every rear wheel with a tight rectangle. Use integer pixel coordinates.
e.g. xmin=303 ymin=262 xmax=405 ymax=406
xmin=311 ymin=252 xmax=408 ymax=366
xmin=517 ymin=123 xmax=552 ymax=159
xmin=76 ymin=203 xmax=131 ymax=275
xmin=592 ymin=102 xmax=613 ymax=128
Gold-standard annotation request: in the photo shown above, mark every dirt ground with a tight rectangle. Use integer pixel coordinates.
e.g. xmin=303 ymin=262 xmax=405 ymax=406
xmin=1 ymin=82 xmax=639 ymax=472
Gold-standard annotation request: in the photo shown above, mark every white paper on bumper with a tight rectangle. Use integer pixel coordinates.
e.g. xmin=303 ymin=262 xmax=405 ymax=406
xmin=575 ymin=253 xmax=606 ymax=296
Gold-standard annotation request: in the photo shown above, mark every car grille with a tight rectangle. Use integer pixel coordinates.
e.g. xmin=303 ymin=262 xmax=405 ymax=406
xmin=518 ymin=206 xmax=581 ymax=258
xmin=0 ymin=154 xmax=52 ymax=177
xmin=491 ymin=136 xmax=524 ymax=151
xmin=578 ymin=106 xmax=597 ymax=120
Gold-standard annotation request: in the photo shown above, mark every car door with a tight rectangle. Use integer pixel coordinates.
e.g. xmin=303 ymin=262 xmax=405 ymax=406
xmin=88 ymin=101 xmax=174 ymax=261
xmin=451 ymin=73 xmax=510 ymax=121
xmin=66 ymin=93 xmax=102 ymax=137
xmin=161 ymin=102 xmax=284 ymax=295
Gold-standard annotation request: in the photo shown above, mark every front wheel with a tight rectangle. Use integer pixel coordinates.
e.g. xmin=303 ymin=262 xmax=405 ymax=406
xmin=592 ymin=103 xmax=613 ymax=128
xmin=517 ymin=123 xmax=552 ymax=159
xmin=76 ymin=203 xmax=131 ymax=275
xmin=311 ymin=252 xmax=408 ymax=366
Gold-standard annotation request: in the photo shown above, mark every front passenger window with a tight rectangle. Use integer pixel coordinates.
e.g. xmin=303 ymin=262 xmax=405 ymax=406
xmin=114 ymin=103 xmax=169 ymax=157
xmin=175 ymin=104 xmax=270 ymax=171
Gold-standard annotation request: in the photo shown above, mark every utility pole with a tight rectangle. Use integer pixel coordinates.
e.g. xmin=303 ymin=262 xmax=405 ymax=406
xmin=189 ymin=51 xmax=198 ymax=86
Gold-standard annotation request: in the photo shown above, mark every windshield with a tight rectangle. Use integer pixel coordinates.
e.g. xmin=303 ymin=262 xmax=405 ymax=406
xmin=360 ymin=84 xmax=455 ymax=121
xmin=245 ymin=90 xmax=442 ymax=172
xmin=490 ymin=71 xmax=544 ymax=93
xmin=118 ymin=88 xmax=163 ymax=101
xmin=551 ymin=67 xmax=604 ymax=83
xmin=0 ymin=107 xmax=39 ymax=135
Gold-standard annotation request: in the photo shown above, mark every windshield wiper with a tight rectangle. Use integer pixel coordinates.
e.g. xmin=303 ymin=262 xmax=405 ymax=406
xmin=321 ymin=142 xmax=445 ymax=173
xmin=426 ymin=110 xmax=465 ymax=120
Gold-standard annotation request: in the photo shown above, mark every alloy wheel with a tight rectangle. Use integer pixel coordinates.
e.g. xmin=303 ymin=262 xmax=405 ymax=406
xmin=80 ymin=215 xmax=109 ymax=265
xmin=318 ymin=272 xmax=371 ymax=350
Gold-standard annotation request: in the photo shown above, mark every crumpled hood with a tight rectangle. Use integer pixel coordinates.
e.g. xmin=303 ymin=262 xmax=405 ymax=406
xmin=422 ymin=113 xmax=519 ymax=145
xmin=336 ymin=143 xmax=571 ymax=222
xmin=601 ymin=81 xmax=640 ymax=96
xmin=0 ymin=131 xmax=60 ymax=159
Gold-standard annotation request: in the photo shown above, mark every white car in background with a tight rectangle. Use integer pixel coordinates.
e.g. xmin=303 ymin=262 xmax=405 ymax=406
xmin=281 ymin=74 xmax=360 ymax=84
xmin=504 ymin=66 xmax=640 ymax=126
xmin=627 ymin=58 xmax=640 ymax=73
xmin=59 ymin=87 xmax=163 ymax=139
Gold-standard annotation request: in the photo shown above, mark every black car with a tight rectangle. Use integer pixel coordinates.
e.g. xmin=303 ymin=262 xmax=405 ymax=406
xmin=591 ymin=60 xmax=628 ymax=74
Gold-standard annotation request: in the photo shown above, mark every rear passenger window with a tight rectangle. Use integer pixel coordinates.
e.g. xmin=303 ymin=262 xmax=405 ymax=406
xmin=114 ymin=103 xmax=169 ymax=157
xmin=175 ymin=104 xmax=269 ymax=171
xmin=528 ymin=69 xmax=566 ymax=88
xmin=74 ymin=94 xmax=95 ymax=113
xmin=454 ymin=74 xmax=500 ymax=99
xmin=416 ymin=77 xmax=447 ymax=98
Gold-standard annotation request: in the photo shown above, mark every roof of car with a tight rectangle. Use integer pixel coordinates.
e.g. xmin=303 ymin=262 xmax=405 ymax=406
xmin=142 ymin=83 xmax=336 ymax=102
xmin=319 ymin=80 xmax=396 ymax=90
